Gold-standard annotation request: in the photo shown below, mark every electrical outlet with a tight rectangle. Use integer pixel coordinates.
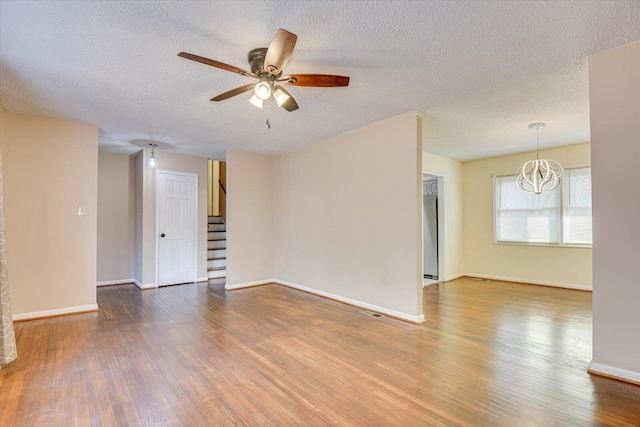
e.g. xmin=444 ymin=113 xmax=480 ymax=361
xmin=77 ymin=206 xmax=86 ymax=216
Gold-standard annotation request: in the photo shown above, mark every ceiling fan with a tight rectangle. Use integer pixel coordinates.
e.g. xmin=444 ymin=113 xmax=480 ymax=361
xmin=178 ymin=29 xmax=350 ymax=112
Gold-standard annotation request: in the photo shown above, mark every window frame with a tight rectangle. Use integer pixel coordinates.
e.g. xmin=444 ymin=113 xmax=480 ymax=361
xmin=493 ymin=165 xmax=592 ymax=248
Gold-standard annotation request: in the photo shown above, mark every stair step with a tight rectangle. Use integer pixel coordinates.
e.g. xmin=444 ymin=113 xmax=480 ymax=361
xmin=208 ymin=231 xmax=226 ymax=240
xmin=207 ymin=242 xmax=226 ymax=250
xmin=208 ymin=266 xmax=226 ymax=271
xmin=208 ymin=257 xmax=226 ymax=268
xmin=208 ymin=269 xmax=226 ymax=279
xmin=208 ymin=216 xmax=224 ymax=224
xmin=208 ymin=249 xmax=226 ymax=259
xmin=208 ymin=223 xmax=225 ymax=232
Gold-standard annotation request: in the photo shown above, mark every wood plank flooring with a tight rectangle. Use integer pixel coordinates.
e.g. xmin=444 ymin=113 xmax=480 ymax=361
xmin=1 ymin=278 xmax=639 ymax=426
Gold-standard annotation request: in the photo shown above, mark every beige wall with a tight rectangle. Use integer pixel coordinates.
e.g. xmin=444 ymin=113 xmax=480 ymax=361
xmin=273 ymin=111 xmax=423 ymax=319
xmin=422 ymin=151 xmax=464 ymax=280
xmin=589 ymin=41 xmax=640 ymax=381
xmin=97 ymin=152 xmax=135 ymax=283
xmin=1 ymin=111 xmax=99 ymax=316
xmin=462 ymin=143 xmax=592 ymax=289
xmin=135 ymin=149 xmax=208 ymax=286
xmin=134 ymin=150 xmax=144 ymax=283
xmin=226 ymin=150 xmax=274 ymax=285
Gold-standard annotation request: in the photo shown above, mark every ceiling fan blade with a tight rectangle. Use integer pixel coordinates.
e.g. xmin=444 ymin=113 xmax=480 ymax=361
xmin=264 ymin=29 xmax=297 ymax=75
xmin=210 ymin=84 xmax=256 ymax=102
xmin=280 ymin=74 xmax=350 ymax=87
xmin=273 ymin=86 xmax=299 ymax=112
xmin=178 ymin=52 xmax=255 ymax=77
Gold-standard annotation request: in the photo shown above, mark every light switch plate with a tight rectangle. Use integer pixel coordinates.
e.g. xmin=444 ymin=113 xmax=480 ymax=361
xmin=77 ymin=206 xmax=86 ymax=216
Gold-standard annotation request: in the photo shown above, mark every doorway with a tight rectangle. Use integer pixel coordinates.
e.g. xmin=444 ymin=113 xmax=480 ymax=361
xmin=156 ymin=170 xmax=198 ymax=286
xmin=423 ymin=173 xmax=444 ymax=287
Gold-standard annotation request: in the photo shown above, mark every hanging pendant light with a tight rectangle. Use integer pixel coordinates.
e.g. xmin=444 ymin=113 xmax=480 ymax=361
xmin=148 ymin=143 xmax=158 ymax=168
xmin=516 ymin=123 xmax=563 ymax=194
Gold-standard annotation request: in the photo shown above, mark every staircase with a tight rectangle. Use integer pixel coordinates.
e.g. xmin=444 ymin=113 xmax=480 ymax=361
xmin=207 ymin=216 xmax=226 ymax=280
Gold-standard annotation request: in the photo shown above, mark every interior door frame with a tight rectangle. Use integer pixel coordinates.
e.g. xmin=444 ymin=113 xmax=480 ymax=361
xmin=422 ymin=171 xmax=446 ymax=286
xmin=155 ymin=169 xmax=199 ymax=287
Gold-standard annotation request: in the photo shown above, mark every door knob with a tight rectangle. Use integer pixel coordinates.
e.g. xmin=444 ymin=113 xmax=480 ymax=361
xmin=160 ymin=233 xmax=165 ymax=238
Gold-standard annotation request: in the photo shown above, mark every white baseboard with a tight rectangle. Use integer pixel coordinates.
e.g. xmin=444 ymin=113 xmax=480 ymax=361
xmin=196 ymin=277 xmax=209 ymax=283
xmin=274 ymin=279 xmax=425 ymax=324
xmin=133 ymin=279 xmax=156 ymax=290
xmin=225 ymin=280 xmax=274 ymax=290
xmin=463 ymin=273 xmax=592 ymax=291
xmin=588 ymin=361 xmax=640 ymax=385
xmin=444 ymin=273 xmax=465 ymax=282
xmin=97 ymin=279 xmax=135 ymax=287
xmin=13 ymin=304 xmax=99 ymax=321
xmin=422 ymin=280 xmax=441 ymax=288
xmin=224 ymin=279 xmax=425 ymax=324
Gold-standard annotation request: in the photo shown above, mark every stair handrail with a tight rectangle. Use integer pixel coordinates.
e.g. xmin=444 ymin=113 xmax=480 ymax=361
xmin=218 ymin=179 xmax=226 ymax=194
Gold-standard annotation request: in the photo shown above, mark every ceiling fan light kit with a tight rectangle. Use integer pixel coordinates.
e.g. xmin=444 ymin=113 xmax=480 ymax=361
xmin=248 ymin=94 xmax=264 ymax=109
xmin=273 ymin=87 xmax=291 ymax=107
xmin=254 ymin=80 xmax=272 ymax=100
xmin=178 ymin=28 xmax=350 ymax=112
xmin=516 ymin=123 xmax=563 ymax=194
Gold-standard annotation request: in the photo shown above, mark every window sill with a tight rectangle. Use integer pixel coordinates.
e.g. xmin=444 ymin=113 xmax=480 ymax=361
xmin=493 ymin=241 xmax=592 ymax=249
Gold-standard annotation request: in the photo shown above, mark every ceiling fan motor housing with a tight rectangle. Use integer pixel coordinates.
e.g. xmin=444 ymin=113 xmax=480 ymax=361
xmin=248 ymin=48 xmax=271 ymax=76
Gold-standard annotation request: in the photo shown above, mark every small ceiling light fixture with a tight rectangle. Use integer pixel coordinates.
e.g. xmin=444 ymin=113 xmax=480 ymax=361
xmin=249 ymin=79 xmax=273 ymax=109
xmin=148 ymin=143 xmax=158 ymax=168
xmin=516 ymin=123 xmax=563 ymax=194
xmin=248 ymin=94 xmax=264 ymax=108
xmin=254 ymin=81 xmax=272 ymax=100
xmin=272 ymin=86 xmax=291 ymax=107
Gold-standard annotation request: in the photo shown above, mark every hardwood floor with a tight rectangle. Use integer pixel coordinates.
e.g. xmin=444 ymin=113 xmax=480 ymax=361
xmin=1 ymin=278 xmax=639 ymax=426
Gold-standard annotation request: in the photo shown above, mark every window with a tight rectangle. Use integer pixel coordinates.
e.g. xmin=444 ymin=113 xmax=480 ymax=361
xmin=563 ymin=168 xmax=592 ymax=245
xmin=494 ymin=167 xmax=592 ymax=246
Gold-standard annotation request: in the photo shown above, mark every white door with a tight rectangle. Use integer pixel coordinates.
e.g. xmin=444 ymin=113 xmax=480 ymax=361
xmin=157 ymin=171 xmax=197 ymax=286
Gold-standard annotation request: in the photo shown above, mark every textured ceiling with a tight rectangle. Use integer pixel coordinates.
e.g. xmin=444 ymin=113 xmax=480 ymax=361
xmin=1 ymin=1 xmax=639 ymax=161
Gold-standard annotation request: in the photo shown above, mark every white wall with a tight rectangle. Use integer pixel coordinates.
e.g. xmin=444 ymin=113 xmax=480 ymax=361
xmin=1 ymin=110 xmax=99 ymax=317
xmin=462 ymin=143 xmax=592 ymax=289
xmin=589 ymin=41 xmax=640 ymax=382
xmin=225 ymin=150 xmax=274 ymax=286
xmin=97 ymin=152 xmax=135 ymax=283
xmin=422 ymin=151 xmax=464 ymax=280
xmin=273 ymin=111 xmax=423 ymax=320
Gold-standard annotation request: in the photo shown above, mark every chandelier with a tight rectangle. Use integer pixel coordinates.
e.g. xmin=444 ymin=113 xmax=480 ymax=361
xmin=516 ymin=123 xmax=563 ymax=194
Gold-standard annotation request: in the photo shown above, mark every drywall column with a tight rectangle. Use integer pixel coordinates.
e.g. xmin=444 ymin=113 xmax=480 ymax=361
xmin=225 ymin=150 xmax=274 ymax=287
xmin=273 ymin=111 xmax=424 ymax=322
xmin=588 ymin=41 xmax=640 ymax=383
xmin=134 ymin=150 xmax=144 ymax=284
xmin=1 ymin=112 xmax=99 ymax=318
